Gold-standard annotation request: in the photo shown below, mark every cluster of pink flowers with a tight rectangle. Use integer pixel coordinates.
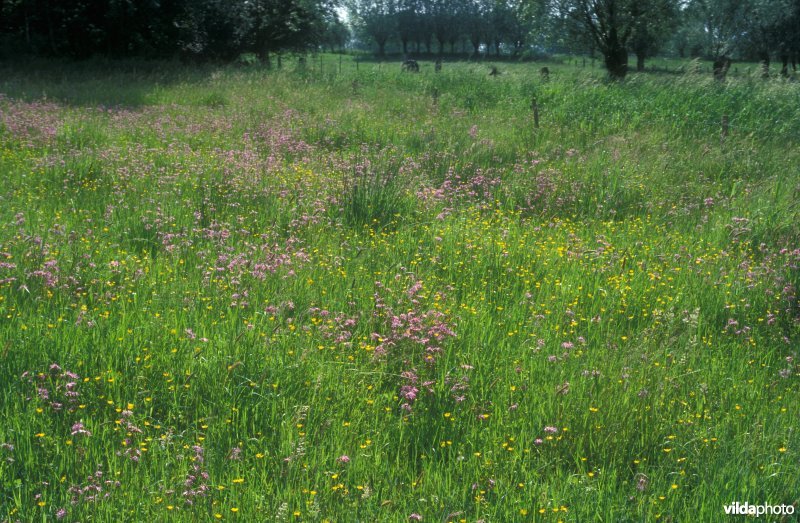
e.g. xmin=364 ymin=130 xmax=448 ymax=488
xmin=181 ymin=445 xmax=211 ymax=505
xmin=116 ymin=410 xmax=144 ymax=463
xmin=22 ymin=364 xmax=82 ymax=413
xmin=67 ymin=468 xmax=120 ymax=506
xmin=371 ymin=277 xmax=459 ymax=413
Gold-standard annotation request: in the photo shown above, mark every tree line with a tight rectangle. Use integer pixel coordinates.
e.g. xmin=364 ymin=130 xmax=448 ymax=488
xmin=0 ymin=0 xmax=346 ymax=62
xmin=348 ymin=0 xmax=800 ymax=79
xmin=1 ymin=0 xmax=798 ymax=80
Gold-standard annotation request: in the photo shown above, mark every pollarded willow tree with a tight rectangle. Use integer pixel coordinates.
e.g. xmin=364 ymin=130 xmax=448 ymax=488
xmin=432 ymin=0 xmax=461 ymax=54
xmin=241 ymin=0 xmax=333 ymax=66
xmin=347 ymin=0 xmax=538 ymax=58
xmin=774 ymin=3 xmax=800 ymax=75
xmin=680 ymin=0 xmax=800 ymax=78
xmin=629 ymin=0 xmax=678 ymax=71
xmin=571 ymin=0 xmax=639 ymax=79
xmin=488 ymin=0 xmax=530 ymax=57
xmin=684 ymin=0 xmax=749 ymax=76
xmin=728 ymin=0 xmax=800 ymax=76
xmin=346 ymin=0 xmax=397 ymax=56
xmin=549 ymin=0 xmax=680 ymax=79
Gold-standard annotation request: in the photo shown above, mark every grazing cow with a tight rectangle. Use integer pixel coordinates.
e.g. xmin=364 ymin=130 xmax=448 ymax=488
xmin=489 ymin=66 xmax=499 ymax=76
xmin=402 ymin=59 xmax=420 ymax=72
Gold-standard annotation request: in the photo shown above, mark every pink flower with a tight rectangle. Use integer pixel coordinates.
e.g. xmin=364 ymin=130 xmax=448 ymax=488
xmin=337 ymin=455 xmax=350 ymax=464
xmin=70 ymin=422 xmax=92 ymax=437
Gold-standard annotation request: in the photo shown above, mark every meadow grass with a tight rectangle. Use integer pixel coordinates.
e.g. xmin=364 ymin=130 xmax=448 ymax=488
xmin=0 ymin=56 xmax=798 ymax=522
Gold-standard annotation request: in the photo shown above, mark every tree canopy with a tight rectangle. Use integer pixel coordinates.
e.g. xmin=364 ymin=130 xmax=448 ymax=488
xmin=1 ymin=0 xmax=798 ymax=79
xmin=0 ymin=0 xmax=341 ymax=61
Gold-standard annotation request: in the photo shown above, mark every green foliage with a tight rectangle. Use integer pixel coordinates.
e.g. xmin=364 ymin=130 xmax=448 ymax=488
xmin=0 ymin=0 xmax=342 ymax=61
xmin=341 ymin=160 xmax=415 ymax=227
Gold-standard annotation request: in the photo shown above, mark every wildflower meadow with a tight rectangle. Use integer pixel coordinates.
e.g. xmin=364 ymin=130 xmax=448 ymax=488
xmin=0 ymin=57 xmax=798 ymax=521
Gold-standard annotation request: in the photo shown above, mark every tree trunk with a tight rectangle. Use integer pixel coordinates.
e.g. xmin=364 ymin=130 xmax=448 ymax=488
xmin=713 ymin=56 xmax=731 ymax=81
xmin=402 ymin=39 xmax=408 ymax=54
xmin=604 ymin=44 xmax=628 ymax=80
xmin=377 ymin=39 xmax=386 ymax=57
xmin=781 ymin=54 xmax=789 ymax=76
xmin=636 ymin=52 xmax=645 ymax=72
xmin=760 ymin=52 xmax=770 ymax=78
xmin=24 ymin=7 xmax=30 ymax=45
xmin=45 ymin=0 xmax=57 ymax=54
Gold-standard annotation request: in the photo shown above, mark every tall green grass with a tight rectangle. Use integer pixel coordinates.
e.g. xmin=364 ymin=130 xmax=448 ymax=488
xmin=0 ymin=56 xmax=798 ymax=522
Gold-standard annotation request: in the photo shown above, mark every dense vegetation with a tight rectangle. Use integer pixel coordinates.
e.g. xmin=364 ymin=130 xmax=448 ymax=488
xmin=1 ymin=1 xmax=799 ymax=80
xmin=0 ymin=0 xmax=341 ymax=61
xmin=0 ymin=57 xmax=798 ymax=521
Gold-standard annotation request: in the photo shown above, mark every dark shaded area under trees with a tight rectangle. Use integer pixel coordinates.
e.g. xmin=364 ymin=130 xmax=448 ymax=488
xmin=1 ymin=0 xmax=798 ymax=80
xmin=0 ymin=0 xmax=343 ymax=62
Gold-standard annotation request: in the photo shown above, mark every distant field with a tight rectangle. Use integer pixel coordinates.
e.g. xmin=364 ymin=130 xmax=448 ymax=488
xmin=0 ymin=56 xmax=798 ymax=522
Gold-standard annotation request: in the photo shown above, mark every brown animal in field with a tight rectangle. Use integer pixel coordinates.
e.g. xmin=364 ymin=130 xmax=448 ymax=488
xmin=540 ymin=66 xmax=550 ymax=80
xmin=402 ymin=59 xmax=420 ymax=72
